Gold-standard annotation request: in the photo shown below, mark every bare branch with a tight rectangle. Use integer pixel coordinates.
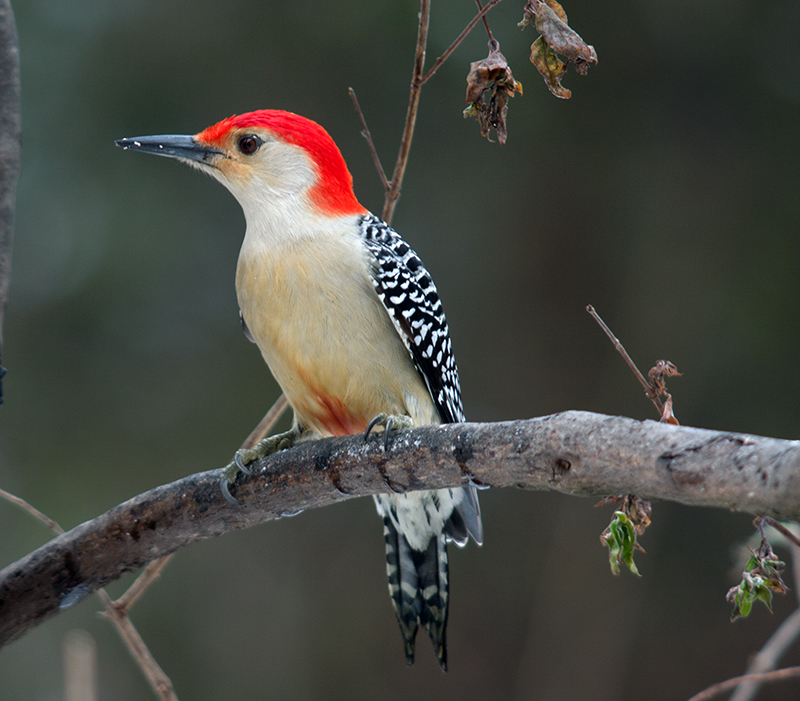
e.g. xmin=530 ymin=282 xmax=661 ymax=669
xmin=759 ymin=516 xmax=800 ymax=550
xmin=382 ymin=0 xmax=431 ymax=224
xmin=421 ymin=0 xmax=504 ymax=85
xmin=587 ymin=305 xmax=665 ymax=414
xmin=96 ymin=588 xmax=178 ymax=701
xmin=687 ymin=666 xmax=800 ymax=701
xmin=2 ymin=411 xmax=800 ymax=648
xmin=348 ymin=88 xmax=390 ymax=192
xmin=239 ymin=394 xmax=290 ymax=451
xmin=112 ymin=555 xmax=174 ymax=615
xmin=2 ymin=467 xmax=178 ymax=695
xmin=0 ymin=487 xmax=65 ymax=535
xmin=354 ymin=0 xmax=505 ymax=223
xmin=727 ymin=608 xmax=800 ymax=701
xmin=475 ymin=0 xmax=495 ymax=45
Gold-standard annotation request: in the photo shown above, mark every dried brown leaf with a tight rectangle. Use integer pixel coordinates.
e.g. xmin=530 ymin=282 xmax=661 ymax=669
xmin=530 ymin=37 xmax=570 ymax=99
xmin=648 ymin=360 xmax=682 ymax=396
xmin=646 ymin=360 xmax=681 ymax=424
xmin=464 ymin=45 xmax=523 ymax=144
xmin=534 ymin=1 xmax=597 ymax=67
xmin=519 ymin=0 xmax=568 ymax=27
xmin=545 ymin=0 xmax=568 ymax=23
xmin=660 ymin=394 xmax=680 ymax=425
xmin=627 ymin=495 xmax=652 ymax=535
xmin=520 ymin=0 xmax=597 ymax=99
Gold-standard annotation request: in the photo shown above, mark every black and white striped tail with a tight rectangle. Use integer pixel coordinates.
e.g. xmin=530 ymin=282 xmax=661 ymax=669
xmin=382 ymin=518 xmax=450 ymax=670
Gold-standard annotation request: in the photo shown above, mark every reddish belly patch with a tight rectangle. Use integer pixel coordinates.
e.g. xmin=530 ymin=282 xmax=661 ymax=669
xmin=308 ymin=391 xmax=369 ymax=437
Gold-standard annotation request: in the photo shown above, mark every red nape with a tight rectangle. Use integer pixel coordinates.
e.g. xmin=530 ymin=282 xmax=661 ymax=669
xmin=197 ymin=110 xmax=367 ymax=218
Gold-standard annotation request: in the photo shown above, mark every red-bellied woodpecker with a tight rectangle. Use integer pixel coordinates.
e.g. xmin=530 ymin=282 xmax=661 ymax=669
xmin=116 ymin=110 xmax=483 ymax=669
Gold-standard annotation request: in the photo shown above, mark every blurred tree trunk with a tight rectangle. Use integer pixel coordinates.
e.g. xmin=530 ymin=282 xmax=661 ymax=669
xmin=0 ymin=0 xmax=21 ymax=403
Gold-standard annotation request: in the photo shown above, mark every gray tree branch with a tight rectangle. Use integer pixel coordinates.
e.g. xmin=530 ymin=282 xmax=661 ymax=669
xmin=2 ymin=410 xmax=799 ymax=648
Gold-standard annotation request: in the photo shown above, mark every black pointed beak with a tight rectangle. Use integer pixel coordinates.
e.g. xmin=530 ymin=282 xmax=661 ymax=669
xmin=115 ymin=134 xmax=223 ymax=165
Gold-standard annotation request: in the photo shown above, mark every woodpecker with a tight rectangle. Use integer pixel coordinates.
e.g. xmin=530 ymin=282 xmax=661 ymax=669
xmin=116 ymin=110 xmax=483 ymax=669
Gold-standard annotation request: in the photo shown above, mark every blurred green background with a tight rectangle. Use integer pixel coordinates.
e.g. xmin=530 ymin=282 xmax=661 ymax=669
xmin=2 ymin=0 xmax=800 ymax=698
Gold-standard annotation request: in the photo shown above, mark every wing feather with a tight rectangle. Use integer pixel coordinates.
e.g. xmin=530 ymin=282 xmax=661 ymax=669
xmin=359 ymin=214 xmax=465 ymax=424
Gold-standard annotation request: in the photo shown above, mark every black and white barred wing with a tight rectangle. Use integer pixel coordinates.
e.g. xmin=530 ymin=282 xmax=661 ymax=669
xmin=359 ymin=213 xmax=465 ymax=425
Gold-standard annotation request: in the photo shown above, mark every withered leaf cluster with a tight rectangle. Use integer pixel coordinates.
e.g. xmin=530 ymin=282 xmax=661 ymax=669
xmin=464 ymin=44 xmax=523 ymax=145
xmin=461 ymin=0 xmax=597 ymax=142
xmin=598 ymin=494 xmax=651 ymax=576
xmin=727 ymin=535 xmax=788 ymax=620
xmin=648 ymin=359 xmax=681 ymax=425
xmin=519 ymin=0 xmax=597 ymax=99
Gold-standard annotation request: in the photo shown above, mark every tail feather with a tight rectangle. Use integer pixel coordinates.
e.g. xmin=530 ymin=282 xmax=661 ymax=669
xmin=383 ymin=518 xmax=421 ymax=663
xmin=382 ymin=517 xmax=450 ymax=670
xmin=445 ymin=486 xmax=483 ymax=547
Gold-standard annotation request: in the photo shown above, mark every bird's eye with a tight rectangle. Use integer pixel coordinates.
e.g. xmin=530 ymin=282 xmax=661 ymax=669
xmin=238 ymin=135 xmax=262 ymax=155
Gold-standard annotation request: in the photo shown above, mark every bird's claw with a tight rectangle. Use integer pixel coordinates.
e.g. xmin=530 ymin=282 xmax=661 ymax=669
xmin=219 ymin=462 xmax=242 ymax=504
xmin=219 ymin=428 xmax=299 ymax=504
xmin=234 ymin=450 xmax=255 ymax=475
xmin=364 ymin=412 xmax=387 ymax=443
xmin=364 ymin=412 xmax=414 ymax=450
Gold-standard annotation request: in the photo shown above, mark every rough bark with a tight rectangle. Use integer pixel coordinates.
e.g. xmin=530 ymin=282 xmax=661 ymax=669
xmin=2 ymin=410 xmax=799 ymax=647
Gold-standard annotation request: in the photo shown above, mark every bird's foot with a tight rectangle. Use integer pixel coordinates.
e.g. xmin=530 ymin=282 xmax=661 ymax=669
xmin=365 ymin=413 xmax=413 ymax=493
xmin=220 ymin=427 xmax=300 ymax=503
xmin=364 ymin=412 xmax=414 ymax=450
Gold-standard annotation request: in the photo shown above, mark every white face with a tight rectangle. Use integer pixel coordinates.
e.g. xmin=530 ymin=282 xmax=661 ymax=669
xmin=198 ymin=128 xmax=317 ymax=211
xmin=193 ymin=127 xmax=350 ymax=246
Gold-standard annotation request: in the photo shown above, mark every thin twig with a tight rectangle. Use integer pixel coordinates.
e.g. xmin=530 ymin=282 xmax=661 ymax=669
xmin=97 ymin=589 xmax=178 ymax=701
xmin=686 ymin=666 xmax=800 ymax=701
xmin=474 ymin=0 xmax=495 ymax=44
xmin=352 ymin=0 xmax=504 ymax=221
xmin=348 ymin=88 xmax=390 ymax=192
xmin=0 ymin=487 xmax=177 ymax=698
xmin=382 ymin=0 xmax=431 ymax=224
xmin=0 ymin=487 xmax=64 ymax=535
xmin=239 ymin=393 xmax=291 ymax=450
xmin=113 ymin=555 xmax=175 ymax=615
xmin=727 ymin=609 xmax=800 ymax=701
xmin=759 ymin=516 xmax=800 ymax=550
xmin=421 ymin=0 xmax=503 ymax=85
xmin=586 ymin=305 xmax=664 ymax=414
